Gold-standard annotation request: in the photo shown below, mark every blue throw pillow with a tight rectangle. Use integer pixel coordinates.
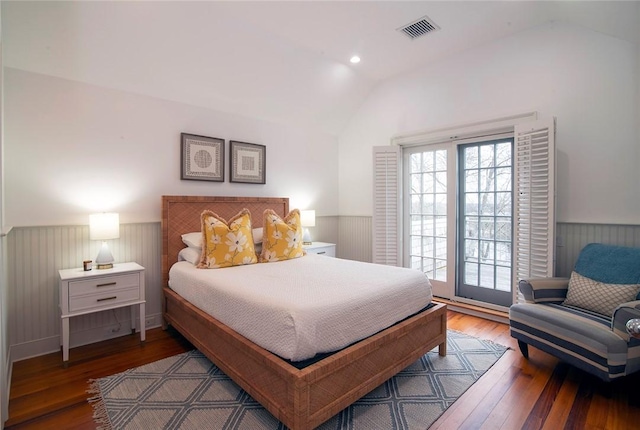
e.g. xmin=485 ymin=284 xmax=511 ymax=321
xmin=575 ymin=243 xmax=640 ymax=285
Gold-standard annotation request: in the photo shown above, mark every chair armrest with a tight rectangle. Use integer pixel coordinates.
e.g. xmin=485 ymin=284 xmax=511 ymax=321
xmin=612 ymin=301 xmax=640 ymax=342
xmin=518 ymin=277 xmax=570 ymax=303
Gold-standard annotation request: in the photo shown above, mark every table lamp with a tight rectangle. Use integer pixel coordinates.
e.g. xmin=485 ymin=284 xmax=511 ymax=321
xmin=89 ymin=212 xmax=119 ymax=269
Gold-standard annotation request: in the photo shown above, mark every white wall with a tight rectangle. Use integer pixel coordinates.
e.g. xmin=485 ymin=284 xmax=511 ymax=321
xmin=0 ymin=5 xmax=10 ymax=422
xmin=0 ymin=5 xmax=9 ymax=423
xmin=5 ymin=68 xmax=339 ymax=227
xmin=637 ymin=39 xmax=640 ymax=169
xmin=3 ymin=68 xmax=340 ymax=361
xmin=338 ymin=22 xmax=640 ymax=224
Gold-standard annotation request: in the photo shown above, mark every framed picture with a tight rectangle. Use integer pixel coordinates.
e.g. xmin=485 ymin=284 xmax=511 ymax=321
xmin=181 ymin=133 xmax=225 ymax=182
xmin=230 ymin=141 xmax=266 ymax=184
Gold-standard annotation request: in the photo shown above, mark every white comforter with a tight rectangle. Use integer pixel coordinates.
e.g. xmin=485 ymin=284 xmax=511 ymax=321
xmin=169 ymin=254 xmax=433 ymax=361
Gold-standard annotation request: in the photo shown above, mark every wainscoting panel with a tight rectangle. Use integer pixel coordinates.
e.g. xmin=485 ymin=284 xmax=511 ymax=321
xmin=338 ymin=216 xmax=372 ymax=262
xmin=7 ymin=219 xmax=639 ymax=362
xmin=8 ymin=223 xmax=162 ymax=361
xmin=555 ymin=223 xmax=640 ymax=277
xmin=310 ymin=216 xmax=339 ymax=253
xmin=334 ymin=218 xmax=640 ymax=275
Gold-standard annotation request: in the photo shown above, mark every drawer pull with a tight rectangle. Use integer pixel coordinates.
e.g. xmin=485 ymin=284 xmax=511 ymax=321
xmin=97 ymin=296 xmax=117 ymax=302
xmin=96 ymin=282 xmax=117 ymax=288
xmin=317 ymin=251 xmax=326 ymax=254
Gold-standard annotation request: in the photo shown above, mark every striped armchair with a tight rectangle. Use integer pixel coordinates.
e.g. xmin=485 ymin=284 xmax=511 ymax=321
xmin=509 ymin=243 xmax=640 ymax=382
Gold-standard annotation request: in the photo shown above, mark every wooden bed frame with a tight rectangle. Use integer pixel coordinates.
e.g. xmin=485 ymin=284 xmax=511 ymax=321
xmin=161 ymin=195 xmax=447 ymax=430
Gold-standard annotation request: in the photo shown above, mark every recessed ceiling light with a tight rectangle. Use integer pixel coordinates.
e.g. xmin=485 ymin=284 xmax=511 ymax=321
xmin=350 ymin=56 xmax=361 ymax=64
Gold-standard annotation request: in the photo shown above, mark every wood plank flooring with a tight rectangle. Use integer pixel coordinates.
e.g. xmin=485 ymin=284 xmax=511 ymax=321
xmin=5 ymin=310 xmax=640 ymax=429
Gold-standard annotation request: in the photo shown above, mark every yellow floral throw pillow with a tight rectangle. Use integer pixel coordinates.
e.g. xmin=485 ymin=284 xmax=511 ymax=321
xmin=197 ymin=209 xmax=258 ymax=269
xmin=260 ymin=209 xmax=306 ymax=262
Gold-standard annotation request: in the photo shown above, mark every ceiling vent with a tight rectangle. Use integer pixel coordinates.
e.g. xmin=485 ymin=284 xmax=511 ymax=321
xmin=398 ymin=16 xmax=440 ymax=40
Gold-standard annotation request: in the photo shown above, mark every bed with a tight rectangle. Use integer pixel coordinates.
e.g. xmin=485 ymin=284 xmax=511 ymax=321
xmin=161 ymin=195 xmax=447 ymax=430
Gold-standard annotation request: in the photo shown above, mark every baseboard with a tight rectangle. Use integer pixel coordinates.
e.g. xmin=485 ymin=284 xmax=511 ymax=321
xmin=4 ymin=349 xmax=12 ymax=426
xmin=9 ymin=336 xmax=60 ymax=363
xmin=434 ymin=298 xmax=509 ymax=324
xmin=10 ymin=313 xmax=163 ymax=363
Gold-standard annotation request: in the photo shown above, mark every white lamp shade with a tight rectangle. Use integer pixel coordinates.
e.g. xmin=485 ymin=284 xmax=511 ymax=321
xmin=300 ymin=210 xmax=316 ymax=227
xmin=89 ymin=213 xmax=120 ymax=240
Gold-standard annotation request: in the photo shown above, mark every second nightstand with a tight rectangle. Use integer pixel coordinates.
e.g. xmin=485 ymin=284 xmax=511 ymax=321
xmin=59 ymin=262 xmax=146 ymax=364
xmin=303 ymin=242 xmax=336 ymax=257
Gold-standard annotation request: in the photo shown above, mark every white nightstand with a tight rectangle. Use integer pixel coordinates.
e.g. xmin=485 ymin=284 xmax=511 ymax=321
xmin=303 ymin=242 xmax=336 ymax=257
xmin=59 ymin=262 xmax=146 ymax=364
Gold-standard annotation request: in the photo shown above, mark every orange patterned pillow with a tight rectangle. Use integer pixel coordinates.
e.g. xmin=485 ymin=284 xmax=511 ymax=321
xmin=260 ymin=209 xmax=305 ymax=262
xmin=197 ymin=209 xmax=258 ymax=268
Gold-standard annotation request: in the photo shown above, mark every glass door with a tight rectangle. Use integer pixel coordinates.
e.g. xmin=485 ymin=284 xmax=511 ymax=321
xmin=457 ymin=139 xmax=514 ymax=307
xmin=404 ymin=144 xmax=455 ymax=299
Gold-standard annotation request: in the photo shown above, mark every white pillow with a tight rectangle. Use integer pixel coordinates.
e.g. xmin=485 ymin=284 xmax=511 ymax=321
xmin=253 ymin=227 xmax=263 ymax=244
xmin=178 ymin=247 xmax=201 ymax=265
xmin=181 ymin=232 xmax=202 ymax=249
xmin=182 ymin=228 xmax=263 ymax=248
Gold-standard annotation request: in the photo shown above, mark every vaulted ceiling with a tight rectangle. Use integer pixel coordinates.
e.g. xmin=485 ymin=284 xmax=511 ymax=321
xmin=3 ymin=1 xmax=639 ymax=135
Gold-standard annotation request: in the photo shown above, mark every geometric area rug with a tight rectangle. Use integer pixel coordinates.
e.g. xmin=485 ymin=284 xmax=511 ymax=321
xmin=88 ymin=330 xmax=507 ymax=430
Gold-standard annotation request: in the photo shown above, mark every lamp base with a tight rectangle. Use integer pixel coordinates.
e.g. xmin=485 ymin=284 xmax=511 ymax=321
xmin=302 ymin=228 xmax=312 ymax=245
xmin=95 ymin=241 xmax=115 ymax=270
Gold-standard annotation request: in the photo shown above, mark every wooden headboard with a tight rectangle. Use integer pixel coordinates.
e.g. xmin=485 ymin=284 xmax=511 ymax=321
xmin=161 ymin=195 xmax=289 ymax=287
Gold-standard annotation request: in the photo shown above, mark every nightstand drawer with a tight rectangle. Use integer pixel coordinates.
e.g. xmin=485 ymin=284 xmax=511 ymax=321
xmin=304 ymin=242 xmax=336 ymax=257
xmin=69 ymin=286 xmax=140 ymax=313
xmin=307 ymin=245 xmax=335 ymax=256
xmin=68 ymin=273 xmax=140 ymax=297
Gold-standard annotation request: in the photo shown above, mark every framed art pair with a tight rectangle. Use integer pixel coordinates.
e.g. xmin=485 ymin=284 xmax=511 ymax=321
xmin=180 ymin=133 xmax=266 ymax=184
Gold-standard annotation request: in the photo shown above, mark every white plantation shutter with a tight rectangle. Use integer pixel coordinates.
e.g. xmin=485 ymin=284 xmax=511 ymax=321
xmin=372 ymin=146 xmax=401 ymax=266
xmin=514 ymin=118 xmax=556 ymax=303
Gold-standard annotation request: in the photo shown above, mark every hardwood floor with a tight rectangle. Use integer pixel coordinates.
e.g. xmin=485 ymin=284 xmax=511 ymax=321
xmin=5 ymin=326 xmax=194 ymax=430
xmin=5 ymin=311 xmax=640 ymax=429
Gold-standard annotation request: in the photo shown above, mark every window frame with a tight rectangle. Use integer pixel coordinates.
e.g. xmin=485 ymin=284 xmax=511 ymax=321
xmin=373 ymin=112 xmax=554 ymax=309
